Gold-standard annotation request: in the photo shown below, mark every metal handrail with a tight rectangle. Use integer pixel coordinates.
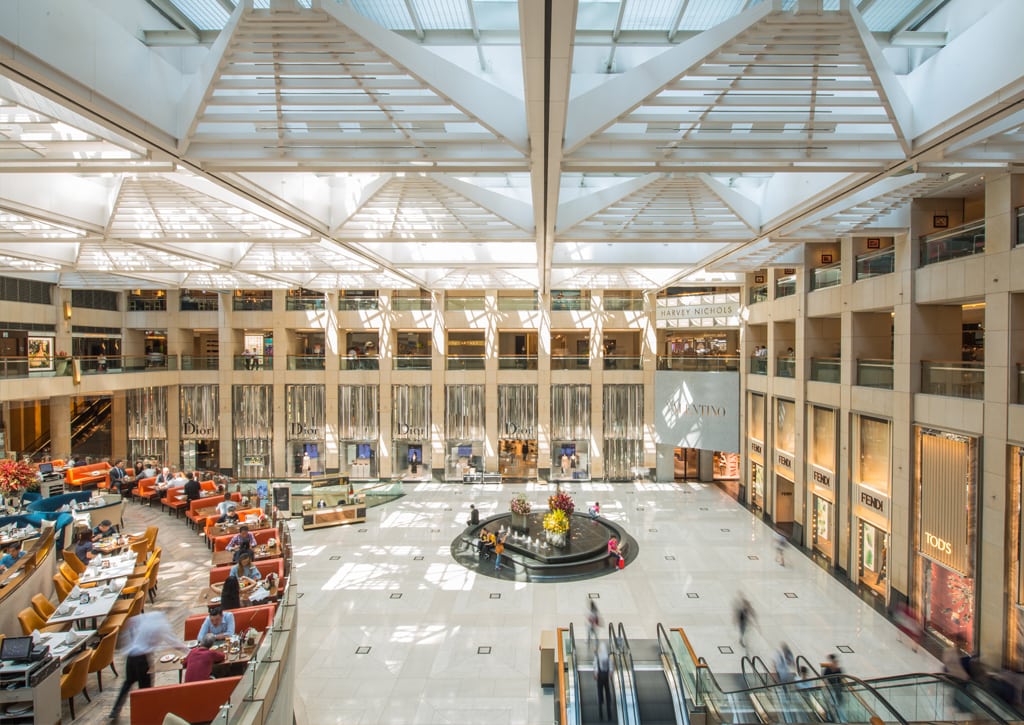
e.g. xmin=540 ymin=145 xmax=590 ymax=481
xmin=610 ymin=623 xmax=641 ymax=725
xmin=795 ymin=655 xmax=820 ymax=678
xmin=866 ymin=671 xmax=1016 ymax=724
xmin=656 ymin=623 xmax=691 ymax=725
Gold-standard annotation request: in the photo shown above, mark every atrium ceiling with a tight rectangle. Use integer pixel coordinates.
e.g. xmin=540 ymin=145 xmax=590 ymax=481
xmin=0 ymin=0 xmax=1021 ymax=291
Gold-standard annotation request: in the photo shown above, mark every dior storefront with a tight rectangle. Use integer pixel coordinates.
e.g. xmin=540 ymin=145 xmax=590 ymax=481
xmin=339 ymin=385 xmax=379 ymax=481
xmin=445 ymin=384 xmax=484 ymax=481
xmin=287 ymin=385 xmax=325 ymax=476
xmin=392 ymin=384 xmax=431 ymax=481
xmin=498 ymin=384 xmax=537 ymax=481
xmin=179 ymin=385 xmax=219 ymax=471
xmin=126 ymin=387 xmax=167 ymax=465
xmin=233 ymin=384 xmax=273 ymax=478
xmin=551 ymin=384 xmax=591 ymax=482
xmin=603 ymin=384 xmax=644 ymax=481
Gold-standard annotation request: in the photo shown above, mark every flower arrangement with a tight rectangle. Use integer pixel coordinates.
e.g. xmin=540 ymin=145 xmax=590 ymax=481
xmin=548 ymin=491 xmax=575 ymax=516
xmin=0 ymin=460 xmax=39 ymax=497
xmin=510 ymin=493 xmax=532 ymax=516
xmin=543 ymin=509 xmax=570 ymax=535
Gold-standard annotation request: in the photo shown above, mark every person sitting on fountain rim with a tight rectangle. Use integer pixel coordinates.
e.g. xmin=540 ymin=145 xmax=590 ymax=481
xmin=478 ymin=528 xmax=494 ymax=558
xmin=608 ymin=536 xmax=626 ymax=567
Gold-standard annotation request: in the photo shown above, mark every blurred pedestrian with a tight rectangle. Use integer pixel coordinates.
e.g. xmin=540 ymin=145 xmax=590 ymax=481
xmin=775 ymin=530 xmax=787 ymax=567
xmin=108 ymin=612 xmax=186 ymax=721
xmin=775 ymin=643 xmax=795 ymax=683
xmin=587 ymin=600 xmax=601 ymax=650
xmin=735 ymin=594 xmax=757 ymax=649
xmin=595 ymin=641 xmax=613 ymax=719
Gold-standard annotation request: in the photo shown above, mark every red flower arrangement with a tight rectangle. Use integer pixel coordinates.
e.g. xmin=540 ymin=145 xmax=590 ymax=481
xmin=0 ymin=460 xmax=39 ymax=497
xmin=548 ymin=491 xmax=575 ymax=516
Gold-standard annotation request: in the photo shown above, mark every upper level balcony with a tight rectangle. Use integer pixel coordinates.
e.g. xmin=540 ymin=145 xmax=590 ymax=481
xmin=856 ymin=359 xmax=893 ymax=389
xmin=921 ymin=360 xmax=983 ymax=399
xmin=919 ymin=220 xmax=985 ymax=267
xmin=658 ymin=356 xmax=738 ymax=372
xmin=855 ymin=247 xmax=895 ymax=281
xmin=809 ymin=264 xmax=841 ymax=292
xmin=749 ymin=285 xmax=768 ymax=305
xmin=809 ymin=357 xmax=840 ymax=383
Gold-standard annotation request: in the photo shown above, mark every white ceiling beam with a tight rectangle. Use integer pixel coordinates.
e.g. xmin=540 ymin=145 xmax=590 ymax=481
xmin=943 ymin=107 xmax=1024 ymax=155
xmin=556 ymin=173 xmax=660 ymax=231
xmin=0 ymin=174 xmax=111 ymax=233
xmin=848 ymin=0 xmax=914 ymax=156
xmin=433 ymin=175 xmax=534 ymax=232
xmin=144 ymin=0 xmax=201 ymax=39
xmin=563 ymin=0 xmax=774 ymax=154
xmin=0 ymin=241 xmax=80 ymax=265
xmin=698 ymin=175 xmax=762 ymax=232
xmin=330 ymin=174 xmax=393 ymax=234
xmin=323 ymin=1 xmax=528 ymax=153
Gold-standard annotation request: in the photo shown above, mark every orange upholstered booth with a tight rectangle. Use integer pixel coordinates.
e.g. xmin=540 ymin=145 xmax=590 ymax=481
xmin=209 ymin=558 xmax=284 ymax=587
xmin=64 ymin=462 xmax=111 ymax=489
xmin=129 ymin=676 xmax=241 ymax=725
xmin=182 ymin=604 xmax=276 ymax=641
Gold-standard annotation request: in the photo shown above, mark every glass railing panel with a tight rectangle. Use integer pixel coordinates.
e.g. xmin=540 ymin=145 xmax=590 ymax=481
xmin=181 ymin=355 xmax=219 ymax=371
xmin=855 ymin=247 xmax=895 ymax=280
xmin=748 ymin=286 xmax=768 ymax=304
xmin=857 ymin=359 xmax=893 ymax=389
xmin=919 ymin=220 xmax=985 ymax=266
xmin=496 ymin=296 xmax=537 ymax=311
xmin=921 ymin=360 xmax=984 ymax=399
xmin=392 ymin=297 xmax=432 ymax=311
xmin=666 ymin=630 xmax=699 ymax=705
xmin=1017 ymin=207 xmax=1024 ymax=246
xmin=394 ymin=356 xmax=431 ymax=370
xmin=776 ymin=356 xmax=795 ymax=378
xmin=447 ymin=356 xmax=485 ymax=371
xmin=498 ymin=355 xmax=538 ymax=370
xmin=749 ymin=355 xmax=767 ymax=375
xmin=340 ymin=355 xmax=379 ymax=370
xmin=604 ymin=356 xmax=642 ymax=371
xmin=775 ymin=277 xmax=797 ymax=298
xmin=180 ymin=297 xmax=218 ymax=311
xmin=232 ymin=298 xmax=273 ymax=311
xmin=658 ymin=356 xmax=739 ymax=372
xmin=445 ymin=297 xmax=486 ymax=311
xmin=338 ymin=298 xmax=379 ymax=310
xmin=285 ymin=297 xmax=325 ymax=311
xmin=1018 ymin=364 xmax=1024 ymax=404
xmin=127 ymin=298 xmax=167 ymax=312
xmin=810 ymin=264 xmax=841 ymax=291
xmin=287 ymin=355 xmax=325 ymax=371
xmin=551 ymin=297 xmax=590 ymax=312
xmin=604 ymin=296 xmax=644 ymax=311
xmin=551 ymin=356 xmax=590 ymax=371
xmin=233 ymin=355 xmax=271 ymax=371
xmin=810 ymin=357 xmax=840 ymax=383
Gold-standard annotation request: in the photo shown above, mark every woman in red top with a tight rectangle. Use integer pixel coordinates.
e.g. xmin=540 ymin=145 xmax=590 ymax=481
xmin=182 ymin=635 xmax=226 ymax=682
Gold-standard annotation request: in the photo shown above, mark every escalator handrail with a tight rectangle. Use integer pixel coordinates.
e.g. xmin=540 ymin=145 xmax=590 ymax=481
xmin=610 ymin=623 xmax=641 ymax=725
xmin=656 ymin=622 xmax=692 ymax=725
xmin=557 ymin=628 xmax=570 ymax=725
xmin=567 ymin=623 xmax=582 ymax=725
xmin=795 ymin=655 xmax=820 ymax=678
xmin=865 ymin=671 xmax=1016 ymax=724
xmin=741 ymin=655 xmax=771 ymax=688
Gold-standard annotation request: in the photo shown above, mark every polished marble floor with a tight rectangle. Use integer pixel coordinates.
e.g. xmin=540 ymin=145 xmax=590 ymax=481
xmin=291 ymin=480 xmax=939 ymax=725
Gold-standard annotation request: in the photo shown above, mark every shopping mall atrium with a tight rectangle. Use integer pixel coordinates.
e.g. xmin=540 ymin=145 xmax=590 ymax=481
xmin=1 ymin=0 xmax=1024 ymax=722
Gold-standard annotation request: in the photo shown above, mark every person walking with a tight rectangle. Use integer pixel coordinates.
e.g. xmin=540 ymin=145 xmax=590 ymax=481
xmin=595 ymin=640 xmax=613 ymax=720
xmin=108 ymin=611 xmax=186 ymax=721
xmin=775 ymin=643 xmax=796 ymax=683
xmin=587 ymin=600 xmax=601 ymax=650
xmin=735 ymin=594 xmax=757 ymax=649
xmin=775 ymin=530 xmax=787 ymax=567
xmin=822 ymin=652 xmax=846 ymax=718
xmin=493 ymin=530 xmax=508 ymax=571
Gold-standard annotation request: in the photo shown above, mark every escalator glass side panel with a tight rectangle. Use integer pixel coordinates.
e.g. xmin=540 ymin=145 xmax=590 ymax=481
xmin=865 ymin=674 xmax=1015 ymax=724
xmin=667 ymin=630 xmax=702 ymax=705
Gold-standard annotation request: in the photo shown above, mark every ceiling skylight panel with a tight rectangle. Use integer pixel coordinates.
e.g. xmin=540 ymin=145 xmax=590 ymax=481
xmin=860 ymin=0 xmax=918 ymax=32
xmin=350 ymin=0 xmax=416 ymax=29
xmin=681 ymin=0 xmax=751 ymax=31
xmin=169 ymin=0 xmax=230 ymax=30
xmin=414 ymin=0 xmax=472 ymax=30
xmin=622 ymin=0 xmax=680 ymax=31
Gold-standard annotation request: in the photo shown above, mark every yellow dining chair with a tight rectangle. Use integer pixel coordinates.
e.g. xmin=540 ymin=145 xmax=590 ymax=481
xmin=60 ymin=650 xmax=91 ymax=720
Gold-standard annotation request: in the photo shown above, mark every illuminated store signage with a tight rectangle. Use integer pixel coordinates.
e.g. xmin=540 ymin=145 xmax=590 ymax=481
xmin=395 ymin=422 xmax=428 ymax=439
xmin=656 ymin=294 xmax=741 ymax=328
xmin=750 ymin=440 xmax=763 ymax=456
xmin=655 ymin=371 xmax=740 ymax=453
xmin=775 ymin=451 xmax=794 ymax=475
xmin=810 ymin=464 xmax=833 ymax=493
xmin=917 ymin=428 xmax=974 ymax=576
xmin=854 ymin=483 xmax=889 ymax=524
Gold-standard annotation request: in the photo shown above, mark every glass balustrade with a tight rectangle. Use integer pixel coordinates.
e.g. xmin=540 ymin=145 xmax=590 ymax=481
xmin=810 ymin=357 xmax=840 ymax=383
xmin=1018 ymin=364 xmax=1024 ymax=404
xmin=604 ymin=295 xmax=644 ymax=311
xmin=775 ymin=276 xmax=797 ymax=298
xmin=340 ymin=355 xmax=379 ymax=371
xmin=810 ymin=264 xmax=841 ymax=291
xmin=749 ymin=285 xmax=768 ymax=304
xmin=392 ymin=297 xmax=432 ymax=311
xmin=394 ymin=356 xmax=431 ymax=371
xmin=749 ymin=355 xmax=767 ymax=375
xmin=776 ymin=355 xmax=795 ymax=378
xmin=287 ymin=355 xmax=325 ymax=371
xmin=855 ymin=247 xmax=895 ymax=280
xmin=447 ymin=355 xmax=486 ymax=371
xmin=285 ymin=296 xmax=325 ymax=311
xmin=497 ymin=355 xmax=538 ymax=370
xmin=658 ymin=356 xmax=738 ymax=372
xmin=496 ymin=295 xmax=538 ymax=311
xmin=551 ymin=355 xmax=590 ymax=371
xmin=233 ymin=355 xmax=271 ymax=371
xmin=180 ymin=355 xmax=219 ymax=371
xmin=856 ymin=359 xmax=893 ymax=389
xmin=337 ymin=297 xmax=379 ymax=310
xmin=921 ymin=360 xmax=984 ymax=399
xmin=604 ymin=356 xmax=643 ymax=370
xmin=919 ymin=220 xmax=985 ymax=266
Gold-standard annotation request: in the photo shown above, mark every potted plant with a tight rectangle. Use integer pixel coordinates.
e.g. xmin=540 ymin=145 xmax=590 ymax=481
xmin=543 ymin=509 xmax=570 ymax=548
xmin=509 ymin=493 xmax=531 ymax=531
xmin=0 ymin=459 xmax=39 ymax=509
xmin=548 ymin=491 xmax=575 ymax=515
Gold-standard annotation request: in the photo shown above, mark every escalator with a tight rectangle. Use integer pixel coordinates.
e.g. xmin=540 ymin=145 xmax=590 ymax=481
xmin=613 ymin=623 xmax=687 ymax=725
xmin=557 ymin=622 xmax=622 ymax=725
xmin=23 ymin=397 xmax=112 ymax=459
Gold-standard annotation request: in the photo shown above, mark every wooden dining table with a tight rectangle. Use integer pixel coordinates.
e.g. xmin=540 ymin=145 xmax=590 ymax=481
xmin=208 ymin=520 xmax=274 ymax=538
xmin=92 ymin=535 xmax=130 ymax=555
xmin=154 ymin=635 xmax=260 ymax=682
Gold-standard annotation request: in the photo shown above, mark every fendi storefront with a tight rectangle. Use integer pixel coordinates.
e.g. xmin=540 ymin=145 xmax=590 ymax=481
xmin=773 ymin=398 xmax=797 ymax=535
xmin=853 ymin=414 xmax=892 ymax=601
xmin=915 ymin=427 xmax=978 ymax=651
xmin=807 ymin=405 xmax=837 ymax=565
xmin=180 ymin=385 xmax=218 ymax=471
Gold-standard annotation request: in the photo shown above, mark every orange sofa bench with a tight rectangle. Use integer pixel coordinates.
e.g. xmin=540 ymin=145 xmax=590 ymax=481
xmin=210 ymin=557 xmax=284 ymax=586
xmin=211 ymin=526 xmax=277 ymax=553
xmin=65 ymin=462 xmax=110 ymax=490
xmin=129 ymin=675 xmax=241 ymax=725
xmin=183 ymin=603 xmax=276 ymax=641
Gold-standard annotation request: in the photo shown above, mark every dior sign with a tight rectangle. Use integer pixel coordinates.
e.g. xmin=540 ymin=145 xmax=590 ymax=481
xmin=182 ymin=418 xmax=216 ymax=437
xmin=396 ymin=422 xmax=428 ymax=439
xmin=290 ymin=422 xmax=320 ymax=439
xmin=504 ymin=421 xmax=536 ymax=437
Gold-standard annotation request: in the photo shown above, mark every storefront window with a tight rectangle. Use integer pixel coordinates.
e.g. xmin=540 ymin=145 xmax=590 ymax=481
xmin=552 ymin=384 xmax=590 ymax=481
xmin=338 ymin=385 xmax=379 ymax=480
xmin=445 ymin=385 xmax=485 ymax=480
xmin=775 ymin=398 xmax=795 ymax=454
xmin=286 ymin=384 xmax=325 ymax=476
xmin=749 ymin=393 xmax=765 ymax=442
xmin=810 ymin=406 xmax=835 ymax=470
xmin=233 ymin=384 xmax=273 ymax=478
xmin=812 ymin=496 xmax=833 ymax=561
xmin=925 ymin=561 xmax=975 ymax=652
xmin=858 ymin=520 xmax=889 ymax=597
xmin=751 ymin=462 xmax=764 ymax=512
xmin=856 ymin=415 xmax=891 ymax=490
xmin=603 ymin=384 xmax=644 ymax=481
xmin=393 ymin=384 xmax=431 ymax=481
xmin=498 ymin=385 xmax=537 ymax=480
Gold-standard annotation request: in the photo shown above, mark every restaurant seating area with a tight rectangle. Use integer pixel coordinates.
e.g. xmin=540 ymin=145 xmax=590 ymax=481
xmin=0 ymin=463 xmax=294 ymax=723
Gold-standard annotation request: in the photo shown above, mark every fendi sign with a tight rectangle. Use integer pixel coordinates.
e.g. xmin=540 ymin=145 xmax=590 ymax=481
xmin=809 ymin=464 xmax=833 ymax=496
xmin=855 ymin=483 xmax=889 ymax=525
xmin=750 ymin=440 xmax=763 ymax=456
xmin=775 ymin=451 xmax=794 ymax=474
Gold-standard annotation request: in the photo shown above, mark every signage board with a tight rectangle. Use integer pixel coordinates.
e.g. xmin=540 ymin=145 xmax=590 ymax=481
xmin=654 ymin=370 xmax=740 ymax=453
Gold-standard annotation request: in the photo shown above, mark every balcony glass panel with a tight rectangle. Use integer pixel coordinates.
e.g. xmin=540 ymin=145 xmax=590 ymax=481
xmin=1017 ymin=207 xmax=1024 ymax=246
xmin=393 ymin=296 xmax=432 ymax=311
xmin=604 ymin=356 xmax=643 ymax=371
xmin=856 ymin=359 xmax=892 ymax=389
xmin=921 ymin=360 xmax=984 ymax=399
xmin=497 ymin=295 xmax=537 ymax=311
xmin=776 ymin=355 xmax=795 ymax=378
xmin=181 ymin=355 xmax=218 ymax=371
xmin=604 ymin=295 xmax=644 ymax=311
xmin=551 ymin=356 xmax=590 ymax=371
xmin=551 ymin=291 xmax=590 ymax=311
xmin=810 ymin=357 xmax=840 ymax=383
xmin=1018 ymin=364 xmax=1024 ymax=403
xmin=127 ymin=294 xmax=166 ymax=312
xmin=498 ymin=355 xmax=538 ymax=370
xmin=775 ymin=276 xmax=796 ymax=298
xmin=855 ymin=247 xmax=895 ymax=280
xmin=340 ymin=355 xmax=379 ymax=371
xmin=233 ymin=295 xmax=272 ymax=311
xmin=286 ymin=295 xmax=325 ymax=311
xmin=749 ymin=355 xmax=767 ymax=375
xmin=233 ymin=354 xmax=271 ymax=371
xmin=748 ymin=286 xmax=768 ymax=304
xmin=810 ymin=264 xmax=841 ymax=291
xmin=180 ymin=292 xmax=218 ymax=311
xmin=658 ymin=356 xmax=738 ymax=372
xmin=287 ymin=355 xmax=325 ymax=371
xmin=447 ymin=356 xmax=485 ymax=371
xmin=338 ymin=297 xmax=379 ymax=310
xmin=919 ymin=220 xmax=985 ymax=267
xmin=446 ymin=295 xmax=486 ymax=311
xmin=394 ymin=356 xmax=431 ymax=370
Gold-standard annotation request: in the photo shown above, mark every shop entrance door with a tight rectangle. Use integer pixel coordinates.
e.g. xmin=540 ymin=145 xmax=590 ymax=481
xmin=673 ymin=447 xmax=699 ymax=480
xmin=774 ymin=476 xmax=795 ymax=536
